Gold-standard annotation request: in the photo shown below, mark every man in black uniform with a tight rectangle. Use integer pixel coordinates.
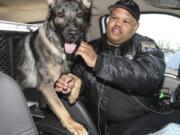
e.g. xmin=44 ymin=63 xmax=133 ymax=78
xmin=55 ymin=0 xmax=180 ymax=134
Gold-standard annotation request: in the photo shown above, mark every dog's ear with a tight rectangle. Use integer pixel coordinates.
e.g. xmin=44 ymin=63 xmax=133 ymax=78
xmin=47 ymin=0 xmax=55 ymax=7
xmin=82 ymin=0 xmax=91 ymax=9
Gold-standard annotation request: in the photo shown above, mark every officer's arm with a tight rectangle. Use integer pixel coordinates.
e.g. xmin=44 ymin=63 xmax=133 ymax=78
xmin=93 ymin=40 xmax=165 ymax=96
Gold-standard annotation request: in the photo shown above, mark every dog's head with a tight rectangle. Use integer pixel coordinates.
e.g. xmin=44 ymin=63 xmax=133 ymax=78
xmin=47 ymin=0 xmax=91 ymax=56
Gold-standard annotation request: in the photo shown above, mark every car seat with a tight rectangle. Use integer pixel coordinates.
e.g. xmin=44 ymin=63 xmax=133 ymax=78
xmin=0 ymin=71 xmax=99 ymax=135
xmin=33 ymin=96 xmax=99 ymax=135
xmin=0 ymin=72 xmax=39 ymax=135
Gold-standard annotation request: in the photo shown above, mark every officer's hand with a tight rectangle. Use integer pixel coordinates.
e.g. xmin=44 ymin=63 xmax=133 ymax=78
xmin=55 ymin=73 xmax=75 ymax=94
xmin=76 ymin=41 xmax=97 ymax=68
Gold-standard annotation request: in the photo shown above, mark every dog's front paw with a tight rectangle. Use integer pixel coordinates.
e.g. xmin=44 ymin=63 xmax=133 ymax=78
xmin=68 ymin=75 xmax=82 ymax=104
xmin=63 ymin=117 xmax=88 ymax=135
xmin=68 ymin=95 xmax=77 ymax=104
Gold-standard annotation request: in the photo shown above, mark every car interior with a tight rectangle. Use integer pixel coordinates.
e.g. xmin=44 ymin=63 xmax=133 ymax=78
xmin=0 ymin=0 xmax=180 ymax=135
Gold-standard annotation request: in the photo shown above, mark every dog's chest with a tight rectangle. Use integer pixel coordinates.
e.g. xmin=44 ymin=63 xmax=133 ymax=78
xmin=41 ymin=47 xmax=71 ymax=81
xmin=36 ymin=27 xmax=72 ymax=82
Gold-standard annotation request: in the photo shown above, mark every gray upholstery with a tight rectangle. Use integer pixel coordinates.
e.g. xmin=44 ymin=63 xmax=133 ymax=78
xmin=0 ymin=72 xmax=38 ymax=135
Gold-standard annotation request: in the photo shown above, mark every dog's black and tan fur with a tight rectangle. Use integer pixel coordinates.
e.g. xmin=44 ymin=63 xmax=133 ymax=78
xmin=15 ymin=0 xmax=91 ymax=134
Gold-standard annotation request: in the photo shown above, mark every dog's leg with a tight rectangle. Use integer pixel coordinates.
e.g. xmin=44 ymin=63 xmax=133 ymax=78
xmin=68 ymin=73 xmax=82 ymax=104
xmin=39 ymin=83 xmax=88 ymax=135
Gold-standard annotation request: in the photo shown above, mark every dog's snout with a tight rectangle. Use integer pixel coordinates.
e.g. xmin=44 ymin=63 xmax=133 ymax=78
xmin=69 ymin=30 xmax=78 ymax=38
xmin=69 ymin=31 xmax=76 ymax=36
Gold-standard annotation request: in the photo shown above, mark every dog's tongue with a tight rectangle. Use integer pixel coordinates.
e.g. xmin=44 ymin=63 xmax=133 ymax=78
xmin=64 ymin=43 xmax=77 ymax=54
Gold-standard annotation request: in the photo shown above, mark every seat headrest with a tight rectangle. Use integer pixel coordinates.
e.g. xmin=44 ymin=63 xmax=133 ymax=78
xmin=99 ymin=15 xmax=109 ymax=36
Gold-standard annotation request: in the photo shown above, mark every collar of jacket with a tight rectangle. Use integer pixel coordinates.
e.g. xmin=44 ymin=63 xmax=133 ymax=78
xmin=95 ymin=34 xmax=134 ymax=56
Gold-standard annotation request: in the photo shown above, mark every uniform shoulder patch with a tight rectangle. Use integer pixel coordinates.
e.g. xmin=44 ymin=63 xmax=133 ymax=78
xmin=141 ymin=41 xmax=157 ymax=52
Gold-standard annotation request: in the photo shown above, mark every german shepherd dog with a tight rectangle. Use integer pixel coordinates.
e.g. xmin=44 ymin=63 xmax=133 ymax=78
xmin=15 ymin=0 xmax=91 ymax=134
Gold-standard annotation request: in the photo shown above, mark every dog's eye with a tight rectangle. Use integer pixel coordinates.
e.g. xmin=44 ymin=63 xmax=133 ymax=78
xmin=77 ymin=12 xmax=83 ymax=18
xmin=58 ymin=11 xmax=65 ymax=18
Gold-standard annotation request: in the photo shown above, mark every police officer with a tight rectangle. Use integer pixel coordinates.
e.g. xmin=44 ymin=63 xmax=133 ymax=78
xmin=55 ymin=0 xmax=176 ymax=134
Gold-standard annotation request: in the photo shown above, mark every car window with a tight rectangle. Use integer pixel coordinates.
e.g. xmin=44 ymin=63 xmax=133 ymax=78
xmin=137 ymin=13 xmax=180 ymax=76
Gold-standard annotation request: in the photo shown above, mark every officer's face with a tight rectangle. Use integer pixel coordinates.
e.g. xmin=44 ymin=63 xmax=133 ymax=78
xmin=107 ymin=8 xmax=139 ymax=46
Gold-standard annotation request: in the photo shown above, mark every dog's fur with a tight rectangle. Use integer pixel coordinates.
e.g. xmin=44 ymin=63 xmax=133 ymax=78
xmin=15 ymin=0 xmax=91 ymax=134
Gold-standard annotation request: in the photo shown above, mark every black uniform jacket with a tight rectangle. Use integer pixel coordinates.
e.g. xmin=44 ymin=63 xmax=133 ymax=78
xmin=72 ymin=33 xmax=166 ymax=123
